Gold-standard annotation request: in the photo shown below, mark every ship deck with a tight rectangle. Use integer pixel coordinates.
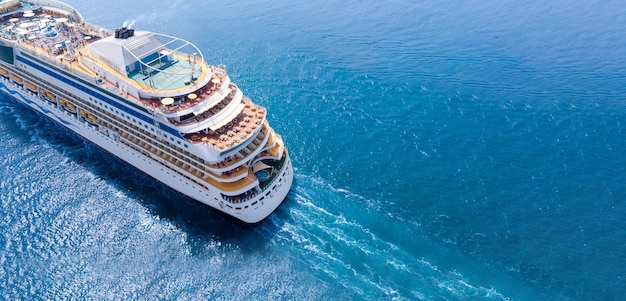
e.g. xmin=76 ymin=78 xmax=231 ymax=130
xmin=0 ymin=3 xmax=273 ymax=152
xmin=127 ymin=53 xmax=202 ymax=91
xmin=0 ymin=4 xmax=208 ymax=95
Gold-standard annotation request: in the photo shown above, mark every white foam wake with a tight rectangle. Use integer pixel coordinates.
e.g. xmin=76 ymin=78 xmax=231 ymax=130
xmin=268 ymin=174 xmax=514 ymax=300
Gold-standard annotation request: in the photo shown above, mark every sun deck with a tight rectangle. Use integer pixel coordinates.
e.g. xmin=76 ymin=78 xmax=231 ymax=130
xmin=127 ymin=54 xmax=203 ymax=90
xmin=183 ymin=101 xmax=268 ymax=151
xmin=0 ymin=4 xmax=220 ymax=113
xmin=0 ymin=5 xmax=95 ymax=50
xmin=0 ymin=2 xmax=273 ymax=154
xmin=83 ymin=27 xmax=210 ymax=97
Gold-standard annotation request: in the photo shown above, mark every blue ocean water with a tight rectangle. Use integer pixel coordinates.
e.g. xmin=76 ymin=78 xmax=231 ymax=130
xmin=1 ymin=0 xmax=625 ymax=299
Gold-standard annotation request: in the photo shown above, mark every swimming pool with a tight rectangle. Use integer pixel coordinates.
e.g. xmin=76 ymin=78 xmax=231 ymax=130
xmin=255 ymin=170 xmax=269 ymax=182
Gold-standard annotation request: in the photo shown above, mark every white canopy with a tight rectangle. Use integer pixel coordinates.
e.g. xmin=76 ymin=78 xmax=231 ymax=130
xmin=86 ymin=31 xmax=162 ymax=76
xmin=252 ymin=161 xmax=272 ymax=173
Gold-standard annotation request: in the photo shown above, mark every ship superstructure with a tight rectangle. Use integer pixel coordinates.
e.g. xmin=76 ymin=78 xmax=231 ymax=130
xmin=0 ymin=0 xmax=293 ymax=223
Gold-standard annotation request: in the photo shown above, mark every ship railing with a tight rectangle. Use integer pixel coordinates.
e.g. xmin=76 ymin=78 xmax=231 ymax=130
xmin=81 ymin=22 xmax=113 ymax=38
xmin=258 ymin=153 xmax=288 ymax=191
xmin=34 ymin=0 xmax=85 ymax=23
xmin=0 ymin=38 xmax=12 ymax=48
xmin=167 ymin=87 xmax=238 ymax=127
xmin=160 ymin=77 xmax=231 ymax=117
xmin=205 ymin=123 xmax=270 ymax=171
xmin=183 ymin=104 xmax=266 ymax=153
xmin=20 ymin=47 xmax=97 ymax=84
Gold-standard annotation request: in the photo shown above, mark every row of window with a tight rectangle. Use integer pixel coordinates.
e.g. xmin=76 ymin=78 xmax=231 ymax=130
xmin=5 ymin=62 xmax=293 ymax=214
xmin=14 ymin=53 xmax=224 ymax=173
xmin=3 ymin=58 xmax=250 ymax=206
xmin=14 ymin=53 xmax=266 ymax=197
xmin=10 ymin=57 xmax=214 ymax=185
xmin=16 ymin=53 xmax=181 ymax=137
xmin=117 ymin=137 xmax=211 ymax=191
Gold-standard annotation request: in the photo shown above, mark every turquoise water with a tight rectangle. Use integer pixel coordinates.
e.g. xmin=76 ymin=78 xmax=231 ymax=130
xmin=1 ymin=0 xmax=625 ymax=299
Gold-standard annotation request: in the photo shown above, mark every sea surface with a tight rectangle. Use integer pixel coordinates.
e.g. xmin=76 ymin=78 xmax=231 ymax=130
xmin=1 ymin=0 xmax=625 ymax=299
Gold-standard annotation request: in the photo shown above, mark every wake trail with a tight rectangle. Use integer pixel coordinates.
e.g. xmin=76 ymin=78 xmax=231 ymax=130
xmin=267 ymin=174 xmax=518 ymax=300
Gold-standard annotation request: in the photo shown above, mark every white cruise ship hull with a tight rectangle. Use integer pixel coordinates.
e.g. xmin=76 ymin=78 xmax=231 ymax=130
xmin=0 ymin=1 xmax=294 ymax=223
xmin=0 ymin=72 xmax=293 ymax=223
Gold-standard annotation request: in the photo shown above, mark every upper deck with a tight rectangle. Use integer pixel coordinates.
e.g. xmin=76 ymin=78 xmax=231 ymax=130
xmin=85 ymin=28 xmax=210 ymax=94
xmin=0 ymin=1 xmax=212 ymax=102
xmin=0 ymin=1 xmax=274 ymax=152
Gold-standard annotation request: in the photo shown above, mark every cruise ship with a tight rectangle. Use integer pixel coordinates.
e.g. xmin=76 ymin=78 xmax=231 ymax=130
xmin=0 ymin=0 xmax=293 ymax=223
